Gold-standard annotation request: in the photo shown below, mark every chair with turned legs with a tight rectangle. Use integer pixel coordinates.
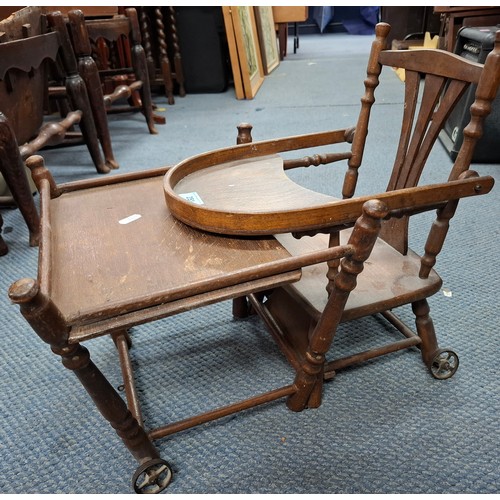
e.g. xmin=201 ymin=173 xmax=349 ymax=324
xmin=163 ymin=22 xmax=499 ymax=406
xmin=66 ymin=8 xmax=160 ymax=138
xmin=7 ymin=22 xmax=498 ymax=492
xmin=8 ymin=151 xmax=395 ymax=491
xmin=0 ymin=7 xmax=109 ymax=254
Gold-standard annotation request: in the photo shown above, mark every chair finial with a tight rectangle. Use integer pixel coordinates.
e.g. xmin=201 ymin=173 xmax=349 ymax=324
xmin=26 ymin=155 xmax=60 ymax=198
xmin=237 ymin=123 xmax=253 ymax=145
xmin=375 ymin=22 xmax=391 ymax=39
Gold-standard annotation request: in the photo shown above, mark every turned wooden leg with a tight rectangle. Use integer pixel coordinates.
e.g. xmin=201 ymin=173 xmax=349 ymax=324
xmin=155 ymin=7 xmax=175 ymax=105
xmin=0 ymin=112 xmax=40 ymax=247
xmin=287 ymin=200 xmax=389 ymax=411
xmin=412 ymin=299 xmax=438 ymax=367
xmin=66 ymin=7 xmax=120 ymax=172
xmin=139 ymin=7 xmax=157 ymax=83
xmin=66 ymin=76 xmax=111 ymax=174
xmin=168 ymin=7 xmax=186 ymax=97
xmin=306 ymin=347 xmax=324 ymax=409
xmin=287 ymin=351 xmax=325 ymax=412
xmin=127 ymin=8 xmax=159 ymax=134
xmin=47 ymin=11 xmax=110 ymax=175
xmin=135 ymin=54 xmax=159 ymax=134
xmin=82 ymin=78 xmax=119 ymax=170
xmin=112 ymin=329 xmax=144 ymax=427
xmin=412 ymin=298 xmax=459 ymax=380
xmin=10 ymin=278 xmax=156 ymax=461
xmin=53 ymin=342 xmax=159 ymax=464
xmin=9 ymin=278 xmax=172 ymax=492
xmin=56 ymin=342 xmax=174 ymax=492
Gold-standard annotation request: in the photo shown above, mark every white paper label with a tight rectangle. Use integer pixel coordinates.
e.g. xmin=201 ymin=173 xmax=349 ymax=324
xmin=179 ymin=192 xmax=204 ymax=205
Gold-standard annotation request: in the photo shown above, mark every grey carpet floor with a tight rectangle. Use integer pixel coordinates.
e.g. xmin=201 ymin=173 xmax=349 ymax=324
xmin=0 ymin=32 xmax=498 ymax=494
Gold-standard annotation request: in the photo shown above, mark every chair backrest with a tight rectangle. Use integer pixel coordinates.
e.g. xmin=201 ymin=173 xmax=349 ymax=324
xmin=0 ymin=6 xmax=44 ymax=40
xmin=0 ymin=6 xmax=51 ymax=41
xmin=67 ymin=7 xmax=158 ymax=135
xmin=0 ymin=7 xmax=87 ymax=147
xmin=0 ymin=8 xmax=109 ymax=181
xmin=343 ymin=22 xmax=500 ymax=253
xmin=0 ymin=7 xmax=50 ymax=144
xmin=73 ymin=9 xmax=142 ymax=81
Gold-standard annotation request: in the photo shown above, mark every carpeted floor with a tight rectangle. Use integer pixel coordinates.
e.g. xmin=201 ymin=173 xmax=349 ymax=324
xmin=0 ymin=31 xmax=498 ymax=494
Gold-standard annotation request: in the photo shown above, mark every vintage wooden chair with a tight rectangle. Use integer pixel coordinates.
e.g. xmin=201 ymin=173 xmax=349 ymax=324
xmin=66 ymin=8 xmax=159 ymax=137
xmin=7 ymin=22 xmax=497 ymax=492
xmin=0 ymin=7 xmax=109 ymax=254
xmin=45 ymin=10 xmax=119 ymax=172
xmin=163 ymin=23 xmax=499 ymax=409
xmin=8 ymin=150 xmax=486 ymax=492
xmin=6 ymin=155 xmax=383 ymax=491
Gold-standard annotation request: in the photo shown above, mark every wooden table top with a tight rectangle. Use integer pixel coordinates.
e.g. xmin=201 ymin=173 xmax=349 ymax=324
xmin=47 ymin=174 xmax=300 ymax=329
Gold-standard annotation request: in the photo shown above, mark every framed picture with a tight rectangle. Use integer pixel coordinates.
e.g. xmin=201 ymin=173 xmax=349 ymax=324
xmin=222 ymin=6 xmax=245 ymax=99
xmin=222 ymin=6 xmax=264 ymax=99
xmin=254 ymin=6 xmax=280 ymax=75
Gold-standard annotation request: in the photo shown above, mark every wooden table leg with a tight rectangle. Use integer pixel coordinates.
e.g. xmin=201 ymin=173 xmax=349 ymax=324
xmin=53 ymin=342 xmax=159 ymax=463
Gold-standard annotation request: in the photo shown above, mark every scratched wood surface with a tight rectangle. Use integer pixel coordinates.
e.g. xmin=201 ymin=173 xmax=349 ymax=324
xmin=48 ymin=175 xmax=298 ymax=325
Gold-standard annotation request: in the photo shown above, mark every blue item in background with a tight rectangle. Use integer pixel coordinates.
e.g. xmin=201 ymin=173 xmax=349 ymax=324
xmin=311 ymin=6 xmax=379 ymax=34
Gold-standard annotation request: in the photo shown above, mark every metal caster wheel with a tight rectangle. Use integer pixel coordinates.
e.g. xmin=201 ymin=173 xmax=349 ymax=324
xmin=132 ymin=458 xmax=173 ymax=494
xmin=429 ymin=349 xmax=459 ymax=380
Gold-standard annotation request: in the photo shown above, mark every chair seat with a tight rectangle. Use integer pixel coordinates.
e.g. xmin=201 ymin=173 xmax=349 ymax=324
xmin=47 ymin=174 xmax=301 ymax=339
xmin=274 ymin=231 xmax=442 ymax=322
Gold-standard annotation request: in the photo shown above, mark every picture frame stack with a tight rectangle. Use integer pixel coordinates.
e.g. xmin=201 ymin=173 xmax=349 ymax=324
xmin=222 ymin=6 xmax=280 ymax=99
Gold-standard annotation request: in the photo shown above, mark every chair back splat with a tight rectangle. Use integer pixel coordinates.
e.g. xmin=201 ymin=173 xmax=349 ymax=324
xmin=376 ymin=40 xmax=497 ymax=253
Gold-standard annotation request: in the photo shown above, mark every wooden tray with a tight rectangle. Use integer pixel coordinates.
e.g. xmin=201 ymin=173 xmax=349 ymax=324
xmin=162 ymin=139 xmax=492 ymax=236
